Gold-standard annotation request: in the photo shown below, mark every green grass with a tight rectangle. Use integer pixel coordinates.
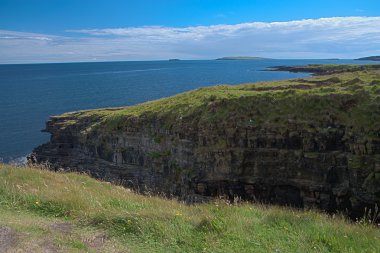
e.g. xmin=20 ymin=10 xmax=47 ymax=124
xmin=1 ymin=164 xmax=380 ymax=252
xmin=52 ymin=65 xmax=380 ymax=140
xmin=285 ymin=63 xmax=380 ymax=73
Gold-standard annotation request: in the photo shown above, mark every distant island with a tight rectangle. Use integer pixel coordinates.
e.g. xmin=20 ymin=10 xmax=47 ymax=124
xmin=216 ymin=56 xmax=270 ymax=60
xmin=169 ymin=59 xmax=180 ymax=61
xmin=355 ymin=56 xmax=380 ymax=61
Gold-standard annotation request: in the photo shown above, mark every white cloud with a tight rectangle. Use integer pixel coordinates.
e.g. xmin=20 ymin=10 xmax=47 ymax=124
xmin=1 ymin=16 xmax=380 ymax=63
xmin=68 ymin=16 xmax=380 ymax=41
xmin=0 ymin=30 xmax=54 ymax=41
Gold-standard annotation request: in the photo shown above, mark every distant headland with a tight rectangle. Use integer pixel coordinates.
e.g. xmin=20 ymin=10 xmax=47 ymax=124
xmin=355 ymin=56 xmax=380 ymax=61
xmin=216 ymin=56 xmax=270 ymax=60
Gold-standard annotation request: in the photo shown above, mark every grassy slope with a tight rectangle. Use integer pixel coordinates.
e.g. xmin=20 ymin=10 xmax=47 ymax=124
xmin=55 ymin=64 xmax=380 ymax=136
xmin=1 ymin=164 xmax=380 ymax=253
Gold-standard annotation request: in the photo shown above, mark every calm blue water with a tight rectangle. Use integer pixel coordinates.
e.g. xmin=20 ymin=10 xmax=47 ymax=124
xmin=0 ymin=59 xmax=372 ymax=163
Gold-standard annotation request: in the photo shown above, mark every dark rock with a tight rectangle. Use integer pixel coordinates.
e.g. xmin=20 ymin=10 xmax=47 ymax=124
xmin=29 ymin=110 xmax=380 ymax=221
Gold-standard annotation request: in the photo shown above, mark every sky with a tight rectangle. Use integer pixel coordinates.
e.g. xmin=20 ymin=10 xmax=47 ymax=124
xmin=0 ymin=0 xmax=379 ymax=63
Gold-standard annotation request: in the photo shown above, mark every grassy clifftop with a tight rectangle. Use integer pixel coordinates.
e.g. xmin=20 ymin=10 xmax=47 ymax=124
xmin=54 ymin=64 xmax=380 ymax=136
xmin=1 ymin=164 xmax=380 ymax=252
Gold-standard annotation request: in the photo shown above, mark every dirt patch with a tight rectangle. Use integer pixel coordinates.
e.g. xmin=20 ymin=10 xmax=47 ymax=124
xmin=40 ymin=240 xmax=60 ymax=253
xmin=0 ymin=226 xmax=17 ymax=253
xmin=84 ymin=233 xmax=108 ymax=249
xmin=49 ymin=222 xmax=73 ymax=234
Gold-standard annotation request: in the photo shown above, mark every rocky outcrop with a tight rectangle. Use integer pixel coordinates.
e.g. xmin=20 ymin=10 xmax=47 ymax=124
xmin=30 ymin=66 xmax=380 ymax=220
xmin=356 ymin=56 xmax=380 ymax=61
xmin=270 ymin=64 xmax=380 ymax=75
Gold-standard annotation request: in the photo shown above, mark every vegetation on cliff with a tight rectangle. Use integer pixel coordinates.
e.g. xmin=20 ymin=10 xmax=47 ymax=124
xmin=56 ymin=64 xmax=380 ymax=135
xmin=1 ymin=164 xmax=380 ymax=253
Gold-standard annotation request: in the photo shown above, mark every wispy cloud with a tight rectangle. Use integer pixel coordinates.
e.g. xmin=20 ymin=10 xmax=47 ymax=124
xmin=1 ymin=17 xmax=380 ymax=63
xmin=0 ymin=30 xmax=54 ymax=41
xmin=355 ymin=9 xmax=365 ymax=13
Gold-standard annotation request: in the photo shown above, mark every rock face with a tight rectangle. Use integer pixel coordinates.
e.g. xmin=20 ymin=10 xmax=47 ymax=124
xmin=30 ymin=66 xmax=380 ymax=220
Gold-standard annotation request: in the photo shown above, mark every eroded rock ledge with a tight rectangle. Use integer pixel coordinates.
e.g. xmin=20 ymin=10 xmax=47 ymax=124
xmin=30 ymin=64 xmax=380 ymax=220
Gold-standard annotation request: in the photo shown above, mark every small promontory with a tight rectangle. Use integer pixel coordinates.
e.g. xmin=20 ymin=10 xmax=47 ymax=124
xmin=356 ymin=56 xmax=380 ymax=61
xmin=30 ymin=64 xmax=380 ymax=220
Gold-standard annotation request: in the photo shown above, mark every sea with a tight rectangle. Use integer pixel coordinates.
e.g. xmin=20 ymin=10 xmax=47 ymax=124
xmin=0 ymin=59 xmax=373 ymax=163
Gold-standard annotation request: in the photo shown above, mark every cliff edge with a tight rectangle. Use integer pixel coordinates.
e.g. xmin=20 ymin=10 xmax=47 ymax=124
xmin=30 ymin=64 xmax=380 ymax=219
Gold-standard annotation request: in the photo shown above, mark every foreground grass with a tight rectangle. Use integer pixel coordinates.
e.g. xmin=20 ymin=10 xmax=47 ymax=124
xmin=0 ymin=209 xmax=125 ymax=252
xmin=1 ymin=164 xmax=380 ymax=252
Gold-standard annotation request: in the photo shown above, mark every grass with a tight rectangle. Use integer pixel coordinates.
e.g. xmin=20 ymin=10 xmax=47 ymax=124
xmin=1 ymin=163 xmax=380 ymax=252
xmin=0 ymin=209 xmax=125 ymax=252
xmin=274 ymin=64 xmax=380 ymax=74
xmin=51 ymin=65 xmax=380 ymax=141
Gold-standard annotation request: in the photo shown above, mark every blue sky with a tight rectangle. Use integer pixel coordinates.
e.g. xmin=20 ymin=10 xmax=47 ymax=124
xmin=0 ymin=0 xmax=379 ymax=63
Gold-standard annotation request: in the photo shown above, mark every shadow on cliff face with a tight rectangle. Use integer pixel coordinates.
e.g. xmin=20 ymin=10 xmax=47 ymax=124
xmin=191 ymin=179 xmax=380 ymax=222
xmin=192 ymin=180 xmax=304 ymax=208
xmin=271 ymin=185 xmax=303 ymax=208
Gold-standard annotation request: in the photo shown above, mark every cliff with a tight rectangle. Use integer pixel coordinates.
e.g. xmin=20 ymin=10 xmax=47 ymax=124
xmin=30 ymin=64 xmax=380 ymax=220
